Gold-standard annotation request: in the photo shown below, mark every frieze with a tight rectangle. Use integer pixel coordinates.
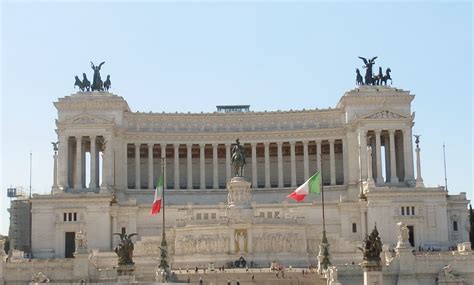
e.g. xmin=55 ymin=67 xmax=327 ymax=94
xmin=363 ymin=110 xmax=407 ymax=120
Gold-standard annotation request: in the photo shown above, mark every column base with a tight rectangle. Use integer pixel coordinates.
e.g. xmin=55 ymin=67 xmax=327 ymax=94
xmin=391 ymin=177 xmax=399 ymax=183
xmin=51 ymin=186 xmax=62 ymax=195
xmin=415 ymin=179 xmax=424 ymax=188
xmin=74 ymin=184 xmax=83 ymax=191
xmin=99 ymin=185 xmax=110 ymax=194
xmin=376 ymin=177 xmax=384 ymax=184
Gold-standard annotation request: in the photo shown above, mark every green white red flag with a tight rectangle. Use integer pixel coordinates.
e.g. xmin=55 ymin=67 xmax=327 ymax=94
xmin=150 ymin=174 xmax=163 ymax=215
xmin=287 ymin=171 xmax=321 ymax=202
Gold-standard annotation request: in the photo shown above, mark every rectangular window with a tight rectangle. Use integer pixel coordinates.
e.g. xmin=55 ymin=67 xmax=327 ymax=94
xmin=73 ymin=213 xmax=77 ymax=221
xmin=68 ymin=212 xmax=72 ymax=222
xmin=259 ymin=212 xmax=265 ymax=218
xmin=267 ymin=212 xmax=272 ymax=218
xmin=352 ymin=223 xmax=357 ymax=233
xmin=401 ymin=207 xmax=405 ymax=215
xmin=196 ymin=213 xmax=202 ymax=220
xmin=411 ymin=207 xmax=415 ymax=215
xmin=406 ymin=207 xmax=410 ymax=215
xmin=453 ymin=221 xmax=458 ymax=231
xmin=203 ymin=213 xmax=209 ymax=220
xmin=63 ymin=213 xmax=67 ymax=221
xmin=211 ymin=213 xmax=216 ymax=219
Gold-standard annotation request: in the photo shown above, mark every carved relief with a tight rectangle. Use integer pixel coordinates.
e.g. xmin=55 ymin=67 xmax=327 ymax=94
xmin=365 ymin=110 xmax=405 ymax=119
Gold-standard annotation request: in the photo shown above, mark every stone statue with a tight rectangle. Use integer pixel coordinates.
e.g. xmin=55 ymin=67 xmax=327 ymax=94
xmin=90 ymin=61 xmax=105 ymax=91
xmin=439 ymin=264 xmax=461 ymax=280
xmin=396 ymin=222 xmax=409 ymax=247
xmin=231 ymin=139 xmax=246 ymax=177
xmin=104 ymin=75 xmax=111 ymax=91
xmin=113 ymin=230 xmax=138 ymax=265
xmin=235 ymin=231 xmax=246 ymax=252
xmin=51 ymin=142 xmax=59 ymax=152
xmin=31 ymin=272 xmax=50 ymax=283
xmin=358 ymin=224 xmax=383 ymax=265
xmin=358 ymin=56 xmax=377 ymax=85
xmin=75 ymin=230 xmax=87 ymax=253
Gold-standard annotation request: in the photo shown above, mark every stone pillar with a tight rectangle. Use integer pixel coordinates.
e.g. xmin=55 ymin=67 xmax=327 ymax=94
xmin=74 ymin=136 xmax=83 ymax=189
xmin=200 ymin=144 xmax=206 ymax=189
xmin=89 ymin=136 xmax=97 ymax=190
xmin=415 ymin=143 xmax=424 ymax=187
xmin=225 ymin=143 xmax=231 ymax=181
xmin=148 ymin=144 xmax=154 ymax=189
xmin=52 ymin=148 xmax=60 ymax=193
xmin=161 ymin=144 xmax=167 ymax=186
xmin=264 ymin=142 xmax=270 ymax=188
xmin=342 ymin=138 xmax=348 ymax=185
xmin=100 ymin=139 xmax=107 ymax=191
xmin=187 ymin=144 xmax=193 ymax=189
xmin=388 ymin=130 xmax=399 ymax=183
xmin=403 ymin=129 xmax=415 ymax=184
xmin=303 ymin=141 xmax=309 ymax=181
xmin=374 ymin=130 xmax=384 ymax=183
xmin=290 ymin=141 xmax=297 ymax=187
xmin=73 ymin=252 xmax=90 ymax=282
xmin=363 ymin=267 xmax=384 ymax=285
xmin=58 ymin=135 xmax=69 ymax=190
xmin=329 ymin=139 xmax=336 ymax=186
xmin=135 ymin=143 xmax=141 ymax=190
xmin=212 ymin=144 xmax=218 ymax=189
xmin=366 ymin=146 xmax=375 ymax=186
xmin=316 ymin=140 xmax=322 ymax=172
xmin=174 ymin=144 xmax=180 ymax=189
xmin=124 ymin=143 xmax=128 ymax=190
xmin=251 ymin=143 xmax=258 ymax=188
xmin=277 ymin=142 xmax=284 ymax=187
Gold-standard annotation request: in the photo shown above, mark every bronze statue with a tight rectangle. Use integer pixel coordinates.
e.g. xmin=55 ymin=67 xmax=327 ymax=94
xmin=74 ymin=76 xmax=84 ymax=91
xmin=381 ymin=68 xmax=392 ymax=85
xmin=51 ymin=142 xmax=59 ymax=152
xmin=91 ymin=61 xmax=105 ymax=91
xmin=358 ymin=224 xmax=383 ymax=265
xmin=356 ymin=68 xmax=363 ymax=85
xmin=104 ymin=75 xmax=111 ymax=91
xmin=82 ymin=73 xmax=91 ymax=91
xmin=414 ymin=135 xmax=421 ymax=148
xmin=113 ymin=230 xmax=138 ymax=265
xmin=231 ymin=139 xmax=246 ymax=177
xmin=358 ymin=56 xmax=377 ymax=85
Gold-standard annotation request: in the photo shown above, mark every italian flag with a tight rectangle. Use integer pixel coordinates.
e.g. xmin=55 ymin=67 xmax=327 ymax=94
xmin=150 ymin=174 xmax=164 ymax=215
xmin=287 ymin=171 xmax=321 ymax=202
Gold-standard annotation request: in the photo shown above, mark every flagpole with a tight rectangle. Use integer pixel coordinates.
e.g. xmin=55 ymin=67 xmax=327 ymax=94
xmin=157 ymin=157 xmax=170 ymax=282
xmin=162 ymin=158 xmax=166 ymax=242
xmin=318 ymin=154 xmax=331 ymax=274
xmin=443 ymin=143 xmax=448 ymax=192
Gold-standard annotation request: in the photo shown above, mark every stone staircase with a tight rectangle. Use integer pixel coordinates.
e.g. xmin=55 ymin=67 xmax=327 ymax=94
xmin=174 ymin=269 xmax=327 ymax=285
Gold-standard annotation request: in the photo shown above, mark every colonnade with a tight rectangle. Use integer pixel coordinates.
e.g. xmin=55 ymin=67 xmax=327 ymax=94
xmin=126 ymin=139 xmax=347 ymax=190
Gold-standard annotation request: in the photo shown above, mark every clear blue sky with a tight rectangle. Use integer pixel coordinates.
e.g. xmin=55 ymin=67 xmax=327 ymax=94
xmin=0 ymin=1 xmax=472 ymax=235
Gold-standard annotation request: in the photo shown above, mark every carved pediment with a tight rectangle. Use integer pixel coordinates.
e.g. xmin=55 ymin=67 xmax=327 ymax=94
xmin=60 ymin=113 xmax=112 ymax=125
xmin=363 ymin=110 xmax=407 ymax=120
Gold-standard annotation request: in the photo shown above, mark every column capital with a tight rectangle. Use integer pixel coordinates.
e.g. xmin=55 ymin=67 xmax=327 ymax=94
xmin=212 ymin=143 xmax=218 ymax=148
xmin=289 ymin=141 xmax=296 ymax=146
xmin=134 ymin=143 xmax=141 ymax=148
xmin=90 ymin=135 xmax=96 ymax=140
xmin=199 ymin=143 xmax=206 ymax=148
xmin=316 ymin=140 xmax=322 ymax=145
xmin=250 ymin=142 xmax=257 ymax=147
xmin=76 ymin=136 xmax=83 ymax=141
xmin=147 ymin=143 xmax=154 ymax=148
xmin=225 ymin=143 xmax=231 ymax=147
xmin=374 ymin=129 xmax=382 ymax=135
xmin=328 ymin=139 xmax=335 ymax=144
xmin=276 ymin=141 xmax=283 ymax=147
xmin=388 ymin=129 xmax=396 ymax=135
xmin=173 ymin=143 xmax=180 ymax=148
xmin=186 ymin=143 xmax=193 ymax=148
xmin=160 ymin=143 xmax=167 ymax=148
xmin=302 ymin=140 xmax=308 ymax=145
xmin=263 ymin=142 xmax=270 ymax=147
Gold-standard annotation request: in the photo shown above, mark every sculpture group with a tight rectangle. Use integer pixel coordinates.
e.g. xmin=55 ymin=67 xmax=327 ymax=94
xmin=74 ymin=61 xmax=111 ymax=92
xmin=113 ymin=230 xmax=137 ymax=265
xmin=356 ymin=56 xmax=392 ymax=86
xmin=358 ymin=225 xmax=383 ymax=265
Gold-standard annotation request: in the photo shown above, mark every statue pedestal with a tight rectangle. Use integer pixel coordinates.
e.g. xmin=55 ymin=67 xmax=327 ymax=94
xmin=116 ymin=264 xmax=136 ymax=283
xmin=227 ymin=177 xmax=252 ymax=208
xmin=362 ymin=260 xmax=383 ymax=285
xmin=73 ymin=252 xmax=89 ymax=281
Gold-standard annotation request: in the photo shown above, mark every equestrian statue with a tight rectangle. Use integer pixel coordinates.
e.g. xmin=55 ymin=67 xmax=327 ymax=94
xmin=231 ymin=139 xmax=246 ymax=177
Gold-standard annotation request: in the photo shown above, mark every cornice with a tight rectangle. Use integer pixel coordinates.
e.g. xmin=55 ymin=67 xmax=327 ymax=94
xmin=54 ymin=92 xmax=131 ymax=112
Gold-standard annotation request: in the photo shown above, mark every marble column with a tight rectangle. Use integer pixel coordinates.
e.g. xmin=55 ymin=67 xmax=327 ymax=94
xmin=316 ymin=140 xmax=322 ymax=173
xmin=212 ymin=144 xmax=218 ymax=189
xmin=290 ymin=141 xmax=297 ymax=187
xmin=264 ymin=142 xmax=270 ymax=188
xmin=251 ymin=143 xmax=258 ymax=188
xmin=124 ymin=143 xmax=128 ymax=189
xmin=52 ymin=149 xmax=59 ymax=193
xmin=342 ymin=138 xmax=348 ymax=185
xmin=187 ymin=144 xmax=193 ymax=189
xmin=277 ymin=142 xmax=283 ymax=188
xmin=74 ymin=136 xmax=83 ymax=189
xmin=374 ymin=130 xmax=384 ymax=183
xmin=89 ymin=136 xmax=97 ymax=189
xmin=161 ymin=144 xmax=166 ymax=186
xmin=174 ymin=144 xmax=180 ymax=189
xmin=403 ymin=128 xmax=415 ymax=183
xmin=148 ymin=144 xmax=154 ymax=189
xmin=225 ymin=143 xmax=231 ymax=181
xmin=303 ymin=141 xmax=309 ymax=181
xmin=415 ymin=143 xmax=424 ymax=187
xmin=58 ymin=135 xmax=69 ymax=190
xmin=135 ymin=143 xmax=141 ymax=190
xmin=388 ymin=130 xmax=399 ymax=183
xmin=329 ymin=139 xmax=336 ymax=186
xmin=200 ymin=144 xmax=206 ymax=190
xmin=100 ymin=138 xmax=108 ymax=190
